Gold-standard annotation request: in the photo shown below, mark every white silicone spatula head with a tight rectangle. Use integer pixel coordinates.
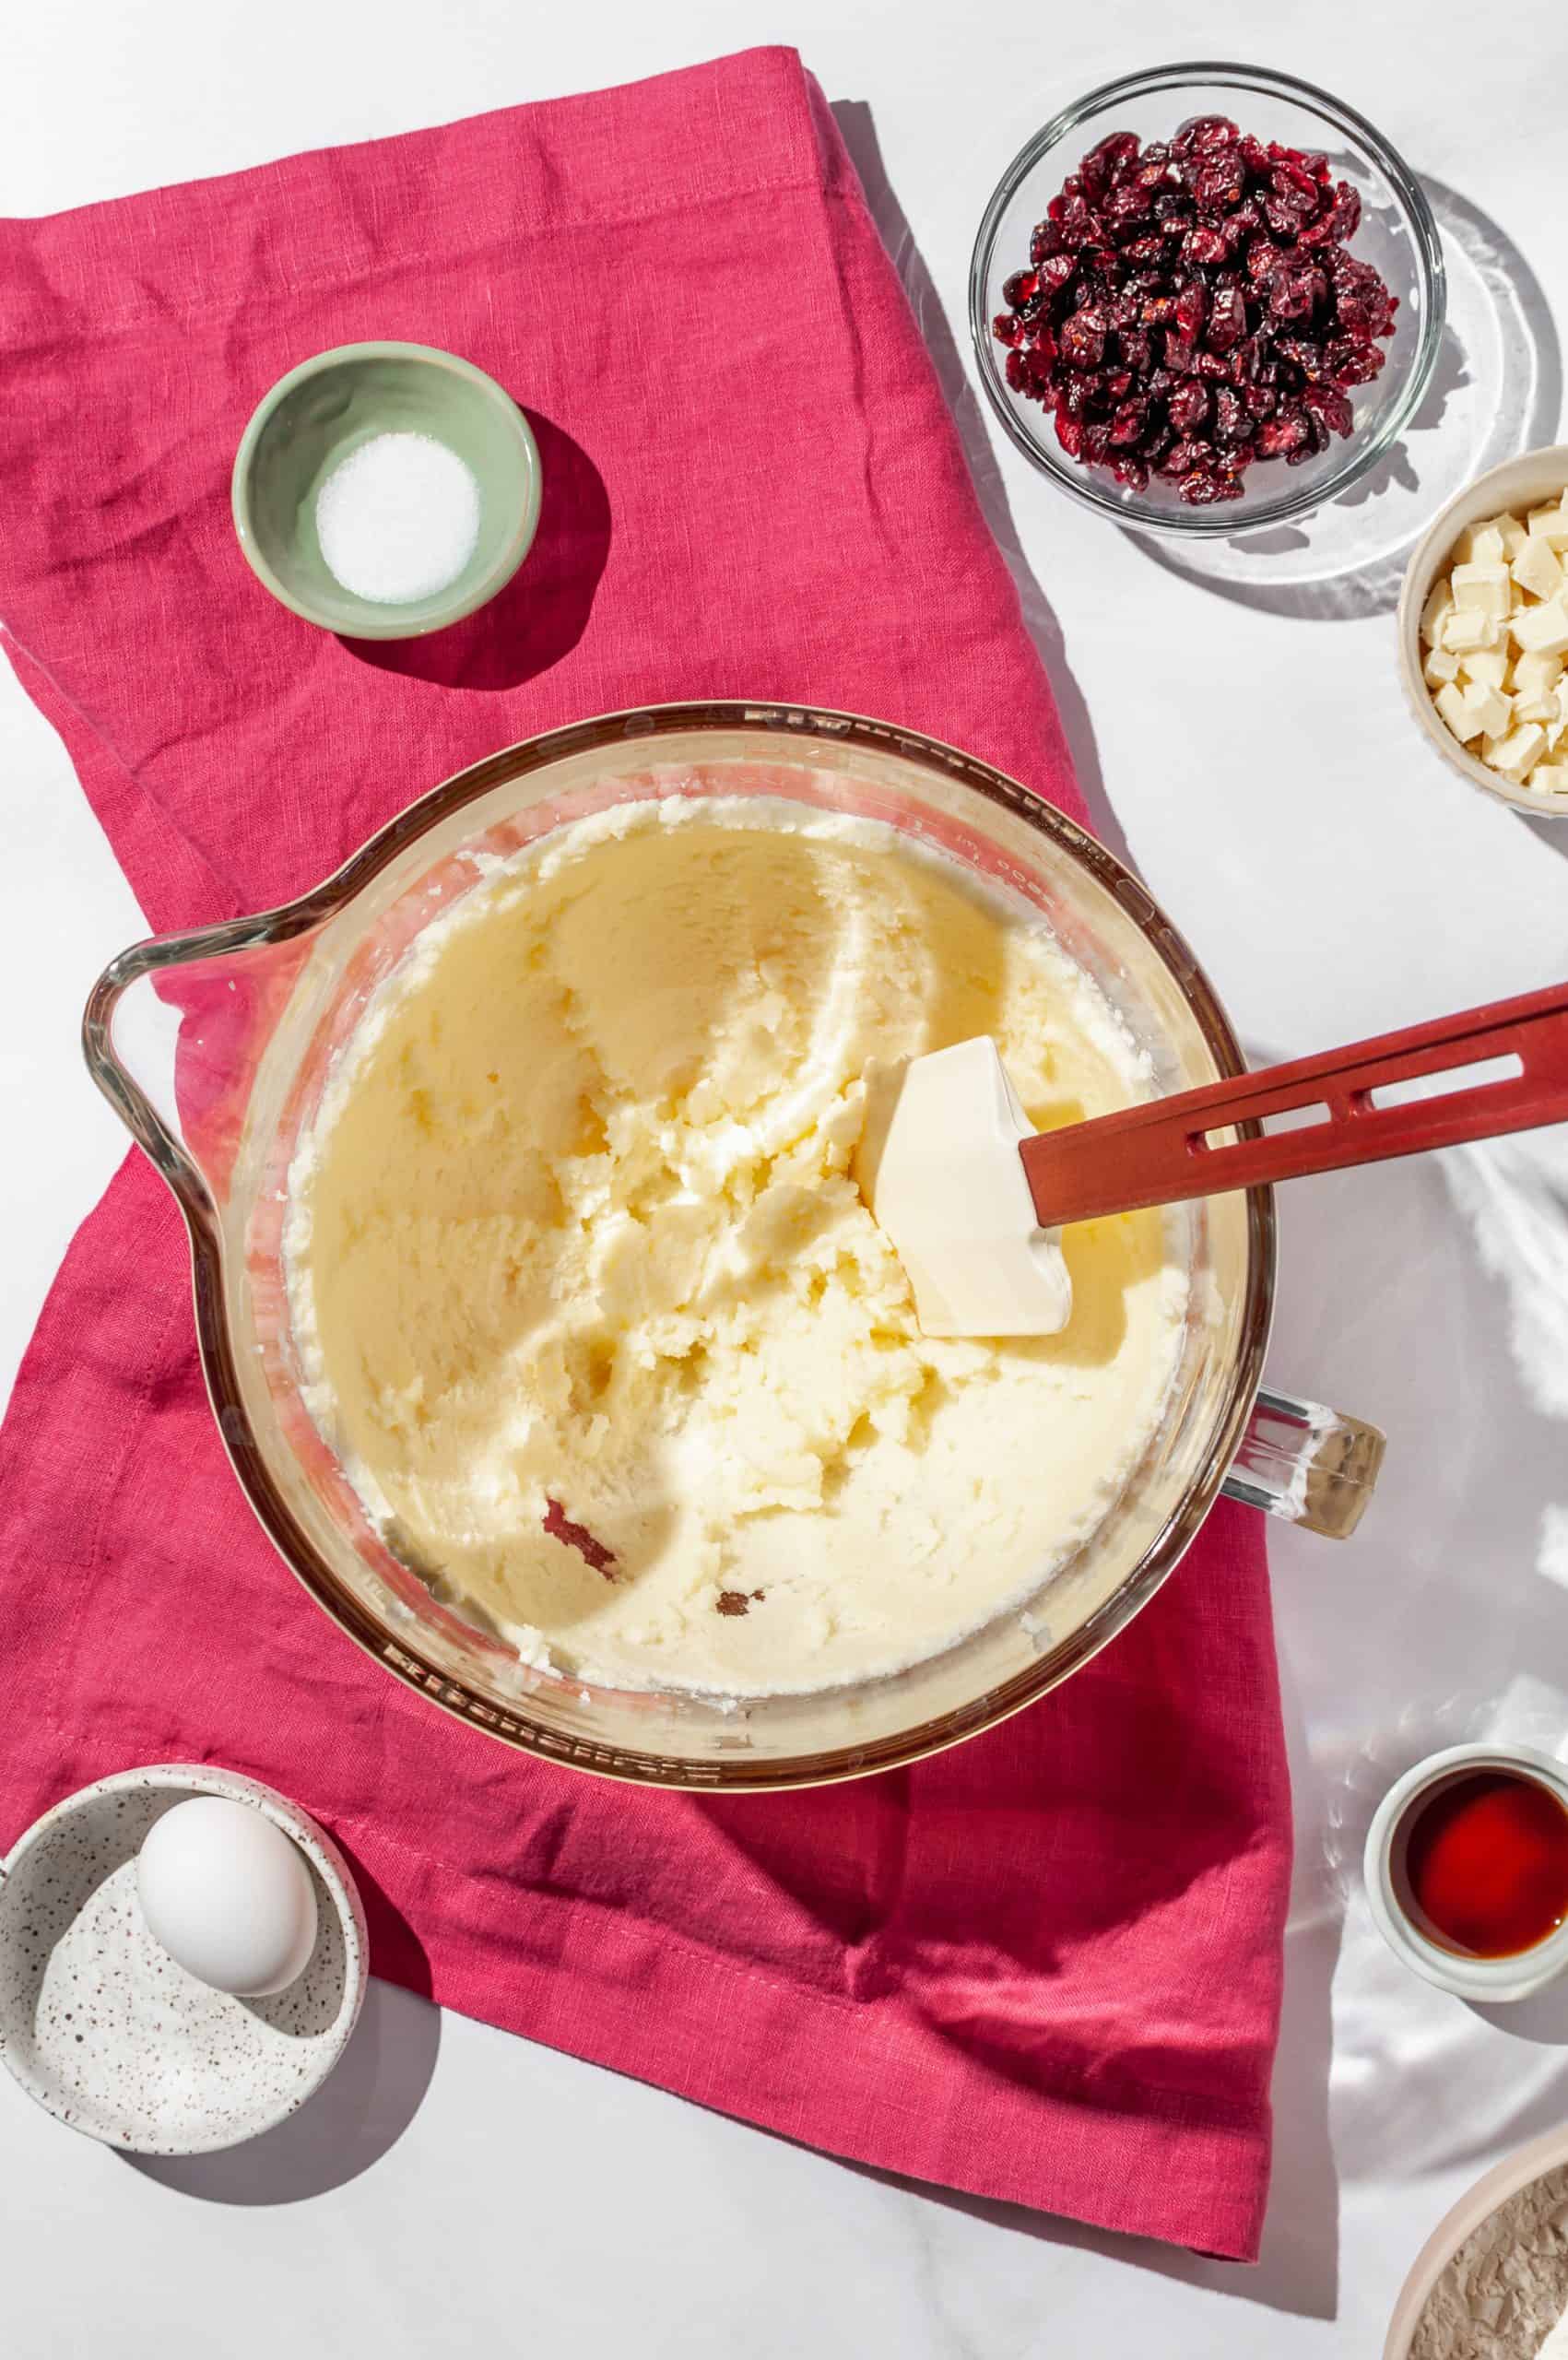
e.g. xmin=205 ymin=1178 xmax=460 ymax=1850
xmin=874 ymin=985 xmax=1568 ymax=1341
xmin=865 ymin=1039 xmax=1073 ymax=1337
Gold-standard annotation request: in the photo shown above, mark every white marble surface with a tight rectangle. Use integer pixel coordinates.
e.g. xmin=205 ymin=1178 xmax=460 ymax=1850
xmin=4 ymin=2 xmax=1568 ymax=2351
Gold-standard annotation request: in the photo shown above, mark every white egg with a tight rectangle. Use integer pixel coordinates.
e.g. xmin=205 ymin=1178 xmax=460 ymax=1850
xmin=136 ymin=1797 xmax=319 ymax=1998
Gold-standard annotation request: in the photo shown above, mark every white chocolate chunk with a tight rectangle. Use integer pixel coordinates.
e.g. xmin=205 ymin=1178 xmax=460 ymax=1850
xmin=1424 ymin=645 xmax=1460 ymax=686
xmin=1468 ymin=682 xmax=1513 ymax=738
xmin=1531 ymin=760 xmax=1568 ymax=794
xmin=1515 ymin=693 xmax=1561 ymax=726
xmin=1462 ymin=647 xmax=1510 ymax=690
xmin=1514 ymin=537 xmax=1566 ymax=603
xmin=1421 ymin=580 xmax=1453 ymax=645
xmin=1514 ymin=596 xmax=1568 ymax=657
xmin=1527 ymin=502 xmax=1568 ymax=550
xmin=1435 ymin=680 xmax=1481 ymax=740
xmin=1514 ymin=649 xmax=1564 ymax=699
xmin=1494 ymin=513 xmax=1528 ymax=560
xmin=1457 ymin=521 xmax=1506 ymax=566
xmin=1487 ymin=722 xmax=1548 ymax=779
xmin=1451 ymin=561 xmax=1513 ymax=617
xmin=1444 ymin=607 xmax=1502 ymax=652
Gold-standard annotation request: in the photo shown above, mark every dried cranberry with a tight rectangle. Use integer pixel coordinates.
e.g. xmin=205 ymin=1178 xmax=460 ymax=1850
xmin=1109 ymin=398 xmax=1149 ymax=445
xmin=1246 ymin=240 xmax=1284 ymax=285
xmin=1181 ymin=467 xmax=1245 ymax=505
xmin=1212 ymin=384 xmax=1248 ymax=444
xmin=1081 ymin=422 xmax=1112 ymax=463
xmin=1173 ymin=279 xmax=1208 ymax=336
xmin=1173 ymin=113 xmax=1239 ymax=159
xmin=1325 ymin=336 xmax=1385 ymax=385
xmin=1275 ymin=335 xmax=1326 ymax=380
xmin=1327 ymin=182 xmax=1362 ymax=237
xmin=994 ymin=312 xmax=1026 ymax=348
xmin=1105 ymin=183 xmax=1153 ymax=229
xmin=1030 ymin=219 xmax=1063 ymax=266
xmin=1207 ymin=283 xmax=1249 ymax=350
xmin=1169 ymin=380 xmax=1210 ymax=432
xmin=1263 ymin=195 xmax=1311 ymax=240
xmin=1112 ymin=454 xmax=1150 ymax=490
xmin=1243 ymin=381 xmax=1279 ymax=419
xmin=1055 ymin=411 xmax=1085 ymax=457
xmin=1004 ymin=347 xmax=1033 ymax=395
xmin=1039 ymin=253 xmax=1077 ymax=296
xmin=1060 ymin=309 xmax=1107 ymax=368
xmin=1183 ymin=224 xmax=1230 ymax=266
xmin=1081 ymin=128 xmax=1141 ymax=195
xmin=1161 ymin=436 xmax=1214 ymax=477
xmin=1191 ymin=155 xmax=1244 ymax=209
xmin=1303 ymin=384 xmax=1354 ymax=437
xmin=1270 ymin=158 xmax=1321 ymax=206
xmin=1003 ymin=268 xmax=1041 ymax=308
xmin=1269 ymin=265 xmax=1326 ymax=321
xmin=1254 ymin=412 xmax=1309 ymax=458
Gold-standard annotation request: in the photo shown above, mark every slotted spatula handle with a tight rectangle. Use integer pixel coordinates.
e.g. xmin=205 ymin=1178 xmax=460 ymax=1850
xmin=1019 ymin=981 xmax=1568 ymax=1228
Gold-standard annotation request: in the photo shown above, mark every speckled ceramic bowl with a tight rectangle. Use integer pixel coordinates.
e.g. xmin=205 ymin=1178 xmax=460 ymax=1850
xmin=0 ymin=1764 xmax=366 ymax=2154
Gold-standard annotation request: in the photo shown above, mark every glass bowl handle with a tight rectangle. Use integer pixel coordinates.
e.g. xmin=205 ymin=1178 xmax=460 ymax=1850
xmin=1221 ymin=1385 xmax=1385 ymax=1540
xmin=83 ymin=912 xmax=316 ymax=1216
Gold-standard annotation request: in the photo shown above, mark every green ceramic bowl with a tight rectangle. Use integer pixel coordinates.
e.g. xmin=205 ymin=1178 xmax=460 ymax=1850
xmin=231 ymin=342 xmax=542 ymax=640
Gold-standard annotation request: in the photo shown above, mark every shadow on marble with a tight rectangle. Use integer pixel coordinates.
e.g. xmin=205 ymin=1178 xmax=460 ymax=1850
xmin=123 ymin=1976 xmax=440 ymax=2205
xmin=831 ymin=100 xmax=1135 ymax=879
xmin=1122 ymin=176 xmax=1562 ymax=622
xmin=1519 ymin=810 xmax=1568 ymax=867
xmin=1471 ymin=1982 xmax=1568 ymax=2047
xmin=1263 ymin=1113 xmax=1568 ymax=2184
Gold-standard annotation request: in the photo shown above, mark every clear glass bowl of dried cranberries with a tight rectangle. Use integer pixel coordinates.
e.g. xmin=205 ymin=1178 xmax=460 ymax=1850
xmin=970 ymin=62 xmax=1444 ymax=536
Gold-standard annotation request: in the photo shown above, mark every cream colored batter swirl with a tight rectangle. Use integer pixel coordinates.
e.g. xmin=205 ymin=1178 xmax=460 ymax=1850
xmin=285 ymin=792 xmax=1188 ymax=1695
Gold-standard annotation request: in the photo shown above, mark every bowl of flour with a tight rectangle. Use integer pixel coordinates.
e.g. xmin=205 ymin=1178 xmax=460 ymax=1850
xmin=1387 ymin=2129 xmax=1568 ymax=2358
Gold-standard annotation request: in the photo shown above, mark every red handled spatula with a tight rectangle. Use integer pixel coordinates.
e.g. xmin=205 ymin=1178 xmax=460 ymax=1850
xmin=867 ymin=981 xmax=1568 ymax=1338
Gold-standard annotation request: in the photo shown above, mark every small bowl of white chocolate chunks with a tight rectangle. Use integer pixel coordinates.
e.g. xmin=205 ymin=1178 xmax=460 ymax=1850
xmin=1399 ymin=443 xmax=1568 ymax=813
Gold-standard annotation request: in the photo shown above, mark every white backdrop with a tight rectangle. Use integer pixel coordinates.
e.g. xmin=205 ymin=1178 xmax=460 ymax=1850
xmin=4 ymin=3 xmax=1568 ymax=2352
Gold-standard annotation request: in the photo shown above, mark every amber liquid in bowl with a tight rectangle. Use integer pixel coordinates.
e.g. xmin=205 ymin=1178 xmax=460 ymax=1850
xmin=1405 ymin=1771 xmax=1568 ymax=1958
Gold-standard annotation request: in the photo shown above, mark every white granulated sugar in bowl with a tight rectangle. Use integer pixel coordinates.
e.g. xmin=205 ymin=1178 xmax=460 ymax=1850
xmin=1411 ymin=2163 xmax=1568 ymax=2358
xmin=315 ymin=431 xmax=481 ymax=605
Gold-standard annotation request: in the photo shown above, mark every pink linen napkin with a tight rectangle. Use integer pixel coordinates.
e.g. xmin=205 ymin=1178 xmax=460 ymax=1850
xmin=0 ymin=47 xmax=1290 ymax=2259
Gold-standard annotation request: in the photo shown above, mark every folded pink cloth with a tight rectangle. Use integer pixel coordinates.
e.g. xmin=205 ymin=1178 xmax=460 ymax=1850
xmin=0 ymin=47 xmax=1290 ymax=2258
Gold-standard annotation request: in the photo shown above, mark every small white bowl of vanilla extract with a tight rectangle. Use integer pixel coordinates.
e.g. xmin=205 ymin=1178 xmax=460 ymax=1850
xmin=1365 ymin=1744 xmax=1568 ymax=2002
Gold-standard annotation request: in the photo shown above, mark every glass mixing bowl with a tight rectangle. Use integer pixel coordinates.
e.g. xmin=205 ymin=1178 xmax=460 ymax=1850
xmin=970 ymin=61 xmax=1445 ymax=537
xmin=84 ymin=705 xmax=1383 ymax=1789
